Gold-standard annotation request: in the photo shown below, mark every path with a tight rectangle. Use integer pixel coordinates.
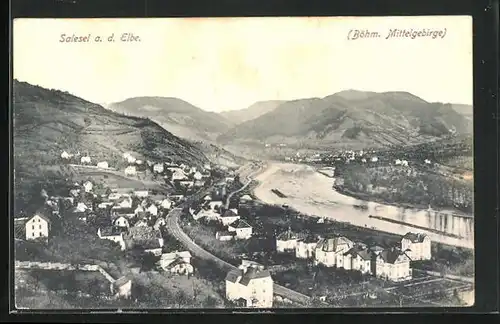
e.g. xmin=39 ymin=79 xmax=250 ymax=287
xmin=165 ymin=207 xmax=312 ymax=306
xmin=225 ymin=162 xmax=264 ymax=209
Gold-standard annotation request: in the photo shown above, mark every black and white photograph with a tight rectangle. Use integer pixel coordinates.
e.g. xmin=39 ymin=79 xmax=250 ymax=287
xmin=12 ymin=16 xmax=474 ymax=309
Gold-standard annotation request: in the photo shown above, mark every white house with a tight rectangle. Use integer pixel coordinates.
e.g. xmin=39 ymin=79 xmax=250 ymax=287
xmin=126 ymin=155 xmax=137 ymax=164
xmin=113 ymin=216 xmax=130 ymax=229
xmin=108 ymin=193 xmax=122 ymax=201
xmin=424 ymin=159 xmax=432 ymax=165
xmin=158 ymin=251 xmax=193 ymax=275
xmin=125 ymin=166 xmax=137 ymax=176
xmin=342 ymin=247 xmax=373 ymax=274
xmin=172 ymin=170 xmax=187 ymax=181
xmin=24 ymin=214 xmax=51 ymax=241
xmin=375 ymin=248 xmax=412 ymax=282
xmin=160 ymin=198 xmax=173 ymax=210
xmin=193 ymin=171 xmax=203 ymax=180
xmin=401 ymin=160 xmax=409 ymax=167
xmin=83 ymin=181 xmax=93 ymax=193
xmin=203 ymin=163 xmax=211 ymax=171
xmin=153 ymin=163 xmax=164 ymax=173
xmin=219 ymin=209 xmax=240 ymax=226
xmin=147 ymin=204 xmax=158 ymax=216
xmin=134 ymin=205 xmax=145 ymax=216
xmin=276 ymin=228 xmax=299 ymax=253
xmin=225 ymin=262 xmax=273 ymax=308
xmin=75 ymin=202 xmax=90 ymax=213
xmin=97 ymin=227 xmax=126 ymax=250
xmin=395 ymin=159 xmax=402 ymax=165
xmin=203 ymin=195 xmax=212 ymax=202
xmin=295 ymin=235 xmax=318 ymax=259
xmin=315 ymin=236 xmax=354 ymax=267
xmin=179 ymin=180 xmax=194 ymax=188
xmin=401 ymin=232 xmax=432 ymax=261
xmin=134 ymin=190 xmax=149 ymax=198
xmin=97 ymin=161 xmax=109 ymax=169
xmin=371 ymin=157 xmax=378 ymax=162
xmin=228 ymin=219 xmax=253 ymax=240
xmin=81 ymin=156 xmax=92 ymax=164
xmin=61 ymin=151 xmax=71 ymax=159
xmin=113 ymin=196 xmax=133 ymax=209
xmin=136 ymin=160 xmax=143 ymax=165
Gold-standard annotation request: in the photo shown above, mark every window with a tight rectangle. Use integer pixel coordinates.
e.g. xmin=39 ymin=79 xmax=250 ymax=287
xmin=32 ymin=232 xmax=35 ymax=237
xmin=32 ymin=225 xmax=34 ymax=230
xmin=39 ymin=225 xmax=42 ymax=229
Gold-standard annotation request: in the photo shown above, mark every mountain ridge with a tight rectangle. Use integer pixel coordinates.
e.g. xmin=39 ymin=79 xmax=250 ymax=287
xmin=107 ymin=96 xmax=234 ymax=142
xmin=216 ymin=90 xmax=473 ymax=149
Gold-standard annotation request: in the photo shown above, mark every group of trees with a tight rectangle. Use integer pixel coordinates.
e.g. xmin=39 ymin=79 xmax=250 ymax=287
xmin=340 ymin=164 xmax=473 ymax=212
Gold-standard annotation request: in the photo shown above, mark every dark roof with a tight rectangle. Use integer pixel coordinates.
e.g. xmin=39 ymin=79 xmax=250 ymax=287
xmin=225 ymin=269 xmax=242 ymax=283
xmin=378 ymin=248 xmax=408 ymax=264
xmin=239 ymin=267 xmax=271 ymax=286
xmin=229 ymin=219 xmax=252 ymax=229
xmin=344 ymin=247 xmax=373 ymax=260
xmin=100 ymin=226 xmax=125 ymax=237
xmin=31 ymin=212 xmax=52 ymax=224
xmin=298 ymin=234 xmax=318 ymax=244
xmin=276 ymin=229 xmax=298 ymax=241
xmin=317 ymin=236 xmax=352 ymax=252
xmin=222 ymin=209 xmax=238 ymax=218
xmin=402 ymin=232 xmax=428 ymax=243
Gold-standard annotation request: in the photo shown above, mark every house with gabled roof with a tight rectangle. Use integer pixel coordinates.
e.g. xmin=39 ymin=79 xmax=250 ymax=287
xmin=112 ymin=215 xmax=130 ymax=229
xmin=159 ymin=198 xmax=172 ymax=210
xmin=276 ymin=227 xmax=299 ymax=253
xmin=342 ymin=246 xmax=373 ymax=274
xmin=153 ymin=163 xmax=164 ymax=173
xmin=216 ymin=230 xmax=236 ymax=241
xmin=375 ymin=247 xmax=412 ymax=281
xmin=296 ymin=234 xmax=318 ymax=259
xmin=147 ymin=204 xmax=158 ymax=216
xmin=20 ymin=213 xmax=52 ymax=242
xmin=203 ymin=194 xmax=212 ymax=202
xmin=127 ymin=227 xmax=164 ymax=252
xmin=228 ymin=219 xmax=252 ymax=240
xmin=219 ymin=209 xmax=240 ymax=226
xmin=158 ymin=251 xmax=193 ymax=275
xmin=112 ymin=196 xmax=133 ymax=210
xmin=110 ymin=276 xmax=132 ymax=299
xmin=225 ymin=261 xmax=273 ymax=308
xmin=315 ymin=236 xmax=354 ymax=267
xmin=97 ymin=226 xmax=127 ymax=250
xmin=134 ymin=190 xmax=149 ymax=198
xmin=401 ymin=232 xmax=431 ymax=261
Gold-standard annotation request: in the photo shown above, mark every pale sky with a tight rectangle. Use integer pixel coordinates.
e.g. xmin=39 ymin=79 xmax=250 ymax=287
xmin=13 ymin=16 xmax=473 ymax=112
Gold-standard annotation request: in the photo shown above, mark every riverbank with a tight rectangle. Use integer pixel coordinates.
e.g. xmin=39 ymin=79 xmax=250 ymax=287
xmin=336 ymin=187 xmax=472 ymax=218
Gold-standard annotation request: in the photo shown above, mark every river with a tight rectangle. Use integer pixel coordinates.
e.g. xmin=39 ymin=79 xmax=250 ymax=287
xmin=253 ymin=163 xmax=474 ymax=249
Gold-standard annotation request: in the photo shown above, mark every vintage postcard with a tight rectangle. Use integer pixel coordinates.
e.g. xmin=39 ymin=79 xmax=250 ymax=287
xmin=12 ymin=16 xmax=474 ymax=310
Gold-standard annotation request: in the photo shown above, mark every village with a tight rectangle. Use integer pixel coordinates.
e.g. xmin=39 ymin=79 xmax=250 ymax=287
xmin=14 ymin=148 xmax=473 ymax=308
